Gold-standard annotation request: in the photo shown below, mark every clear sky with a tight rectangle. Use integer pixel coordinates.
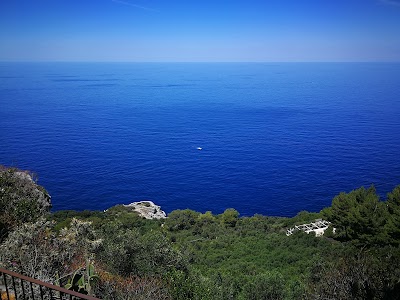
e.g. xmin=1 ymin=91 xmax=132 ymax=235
xmin=1 ymin=0 xmax=400 ymax=62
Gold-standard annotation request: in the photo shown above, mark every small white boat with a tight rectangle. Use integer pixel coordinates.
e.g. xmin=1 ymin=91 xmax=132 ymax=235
xmin=197 ymin=147 xmax=202 ymax=150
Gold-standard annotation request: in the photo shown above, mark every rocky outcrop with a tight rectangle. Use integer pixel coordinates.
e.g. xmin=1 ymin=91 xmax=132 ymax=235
xmin=0 ymin=166 xmax=52 ymax=238
xmin=123 ymin=201 xmax=167 ymax=219
xmin=0 ymin=166 xmax=52 ymax=212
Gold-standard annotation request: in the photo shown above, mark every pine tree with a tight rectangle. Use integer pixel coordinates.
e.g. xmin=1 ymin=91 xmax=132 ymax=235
xmin=385 ymin=185 xmax=400 ymax=245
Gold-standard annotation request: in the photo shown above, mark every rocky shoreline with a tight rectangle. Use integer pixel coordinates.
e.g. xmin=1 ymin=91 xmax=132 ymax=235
xmin=123 ymin=201 xmax=167 ymax=219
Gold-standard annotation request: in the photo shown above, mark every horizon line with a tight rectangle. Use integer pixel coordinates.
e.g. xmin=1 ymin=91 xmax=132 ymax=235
xmin=1 ymin=60 xmax=400 ymax=64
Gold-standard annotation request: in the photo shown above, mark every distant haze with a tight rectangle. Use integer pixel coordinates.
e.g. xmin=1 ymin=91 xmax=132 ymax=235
xmin=1 ymin=0 xmax=400 ymax=62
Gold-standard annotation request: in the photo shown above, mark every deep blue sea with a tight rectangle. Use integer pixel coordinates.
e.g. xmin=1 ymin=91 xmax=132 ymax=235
xmin=1 ymin=62 xmax=400 ymax=217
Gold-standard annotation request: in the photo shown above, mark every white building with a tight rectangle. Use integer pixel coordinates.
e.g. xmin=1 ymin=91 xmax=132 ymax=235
xmin=286 ymin=219 xmax=332 ymax=237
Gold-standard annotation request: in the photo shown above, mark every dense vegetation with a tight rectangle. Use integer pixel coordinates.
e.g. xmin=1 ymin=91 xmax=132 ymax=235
xmin=1 ymin=166 xmax=400 ymax=299
xmin=0 ymin=166 xmax=51 ymax=240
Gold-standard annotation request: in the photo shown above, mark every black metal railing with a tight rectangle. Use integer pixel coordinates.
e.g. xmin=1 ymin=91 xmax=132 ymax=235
xmin=0 ymin=267 xmax=100 ymax=300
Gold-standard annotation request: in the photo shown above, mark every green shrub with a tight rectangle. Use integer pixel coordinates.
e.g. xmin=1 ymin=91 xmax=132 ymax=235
xmin=240 ymin=272 xmax=285 ymax=300
xmin=220 ymin=208 xmax=239 ymax=228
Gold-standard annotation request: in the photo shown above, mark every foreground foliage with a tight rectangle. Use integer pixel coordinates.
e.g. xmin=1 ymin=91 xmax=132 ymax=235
xmin=1 ymin=166 xmax=400 ymax=299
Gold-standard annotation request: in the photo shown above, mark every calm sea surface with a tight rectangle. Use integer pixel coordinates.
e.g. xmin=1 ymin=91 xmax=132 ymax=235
xmin=1 ymin=62 xmax=400 ymax=216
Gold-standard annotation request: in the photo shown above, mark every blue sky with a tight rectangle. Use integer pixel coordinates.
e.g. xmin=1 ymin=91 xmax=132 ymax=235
xmin=0 ymin=0 xmax=400 ymax=62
